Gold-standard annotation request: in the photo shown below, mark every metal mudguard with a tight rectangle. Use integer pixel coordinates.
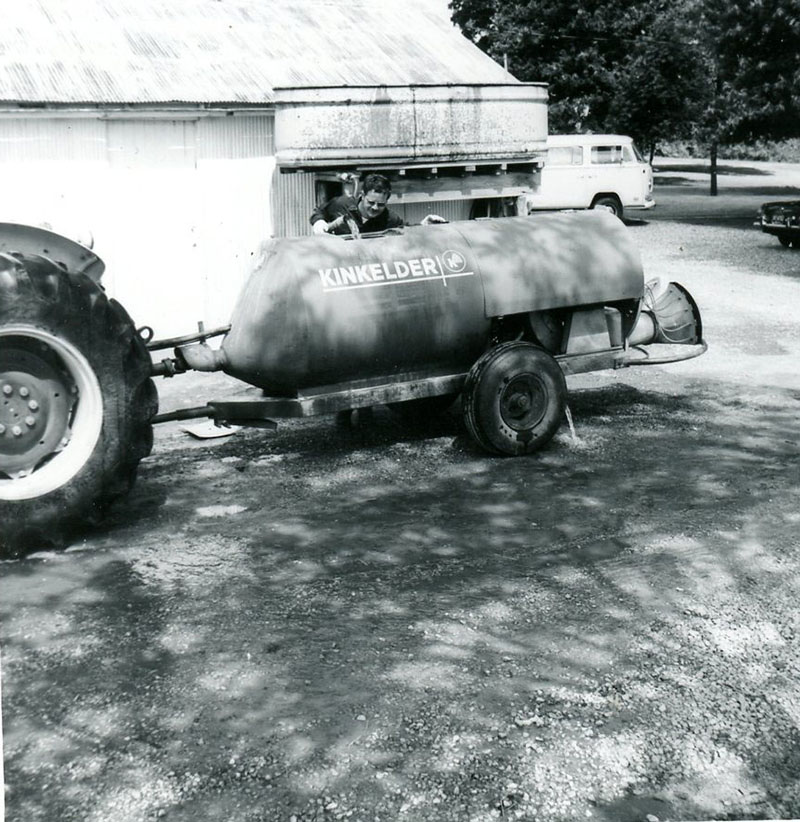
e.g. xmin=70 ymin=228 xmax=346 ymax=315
xmin=0 ymin=222 xmax=104 ymax=281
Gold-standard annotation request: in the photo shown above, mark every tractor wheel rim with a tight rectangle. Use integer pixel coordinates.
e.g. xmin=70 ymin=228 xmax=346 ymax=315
xmin=0 ymin=327 xmax=103 ymax=501
xmin=500 ymin=373 xmax=548 ymax=430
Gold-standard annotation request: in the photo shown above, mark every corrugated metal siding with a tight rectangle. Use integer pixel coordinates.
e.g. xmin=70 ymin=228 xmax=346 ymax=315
xmin=0 ymin=118 xmax=106 ymax=162
xmin=0 ymin=113 xmax=276 ymax=336
xmin=197 ymin=116 xmax=275 ymax=160
xmin=0 ymin=0 xmax=514 ymax=104
xmin=107 ymin=119 xmax=196 ymax=168
xmin=0 ymin=113 xmax=275 ymax=164
xmin=272 ymin=171 xmax=316 ymax=238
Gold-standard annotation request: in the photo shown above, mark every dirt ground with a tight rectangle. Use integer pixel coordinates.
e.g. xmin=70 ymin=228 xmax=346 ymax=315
xmin=2 ymin=161 xmax=800 ymax=822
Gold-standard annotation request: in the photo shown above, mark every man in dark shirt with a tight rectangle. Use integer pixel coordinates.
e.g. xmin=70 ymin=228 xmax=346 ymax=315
xmin=310 ymin=173 xmax=404 ymax=236
xmin=310 ymin=173 xmax=442 ymax=236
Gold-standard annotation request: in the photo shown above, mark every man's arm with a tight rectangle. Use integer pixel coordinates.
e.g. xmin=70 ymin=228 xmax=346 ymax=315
xmin=385 ymin=211 xmax=405 ymax=230
xmin=310 ymin=195 xmax=356 ymax=235
xmin=309 ymin=201 xmax=329 ymax=228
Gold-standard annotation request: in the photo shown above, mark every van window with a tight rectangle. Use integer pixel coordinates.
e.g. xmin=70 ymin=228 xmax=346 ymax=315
xmin=590 ymin=145 xmax=624 ymax=165
xmin=547 ymin=145 xmax=583 ymax=166
xmin=622 ymin=144 xmax=646 ymax=163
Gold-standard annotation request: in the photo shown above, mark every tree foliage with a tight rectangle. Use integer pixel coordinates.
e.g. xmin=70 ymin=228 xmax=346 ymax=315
xmin=449 ymin=0 xmax=800 ymax=153
xmin=606 ymin=3 xmax=710 ymax=157
xmin=691 ymin=0 xmax=800 ymax=143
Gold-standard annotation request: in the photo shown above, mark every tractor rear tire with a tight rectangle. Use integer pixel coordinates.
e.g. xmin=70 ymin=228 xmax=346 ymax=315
xmin=462 ymin=342 xmax=566 ymax=455
xmin=0 ymin=253 xmax=157 ymax=555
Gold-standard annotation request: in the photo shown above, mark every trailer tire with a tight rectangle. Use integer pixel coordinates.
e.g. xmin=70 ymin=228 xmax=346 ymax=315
xmin=462 ymin=342 xmax=566 ymax=456
xmin=0 ymin=253 xmax=157 ymax=556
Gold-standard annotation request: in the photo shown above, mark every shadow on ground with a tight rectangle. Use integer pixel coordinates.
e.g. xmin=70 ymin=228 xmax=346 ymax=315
xmin=652 ymin=164 xmax=773 ymax=177
xmin=2 ymin=378 xmax=799 ymax=821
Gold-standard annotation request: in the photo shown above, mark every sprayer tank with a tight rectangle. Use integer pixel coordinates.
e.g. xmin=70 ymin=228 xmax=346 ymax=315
xmin=221 ymin=211 xmax=644 ymax=392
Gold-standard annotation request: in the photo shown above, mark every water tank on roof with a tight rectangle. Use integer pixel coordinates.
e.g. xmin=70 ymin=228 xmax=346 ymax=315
xmin=273 ymin=84 xmax=548 ymax=168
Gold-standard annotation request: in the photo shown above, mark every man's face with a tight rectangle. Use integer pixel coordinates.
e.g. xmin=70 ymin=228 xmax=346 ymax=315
xmin=358 ymin=189 xmax=389 ymax=220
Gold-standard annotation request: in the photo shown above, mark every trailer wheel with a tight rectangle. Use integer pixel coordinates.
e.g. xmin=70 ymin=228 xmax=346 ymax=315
xmin=0 ymin=253 xmax=157 ymax=555
xmin=462 ymin=342 xmax=566 ymax=456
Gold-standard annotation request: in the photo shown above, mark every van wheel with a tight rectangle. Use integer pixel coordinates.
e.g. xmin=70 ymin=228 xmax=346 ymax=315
xmin=0 ymin=253 xmax=157 ymax=555
xmin=591 ymin=195 xmax=624 ymax=220
xmin=462 ymin=342 xmax=566 ymax=455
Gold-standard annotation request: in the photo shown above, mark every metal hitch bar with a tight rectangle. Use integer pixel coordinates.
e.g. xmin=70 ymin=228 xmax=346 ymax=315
xmin=144 ymin=323 xmax=231 ymax=353
xmin=152 ymin=401 xmax=277 ymax=430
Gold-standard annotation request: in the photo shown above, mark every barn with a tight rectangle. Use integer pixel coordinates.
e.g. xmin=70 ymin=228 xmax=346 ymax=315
xmin=0 ymin=0 xmax=547 ymax=336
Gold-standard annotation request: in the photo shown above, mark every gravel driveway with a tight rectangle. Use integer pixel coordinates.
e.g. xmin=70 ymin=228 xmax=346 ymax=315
xmin=2 ymin=162 xmax=800 ymax=822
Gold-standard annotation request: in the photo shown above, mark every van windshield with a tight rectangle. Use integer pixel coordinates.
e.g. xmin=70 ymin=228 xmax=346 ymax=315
xmin=631 ymin=142 xmax=645 ymax=162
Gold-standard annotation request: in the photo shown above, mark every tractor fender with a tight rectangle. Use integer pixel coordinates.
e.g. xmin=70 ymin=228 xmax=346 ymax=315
xmin=0 ymin=222 xmax=104 ymax=281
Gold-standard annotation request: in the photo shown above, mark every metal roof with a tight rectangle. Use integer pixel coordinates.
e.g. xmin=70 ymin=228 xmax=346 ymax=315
xmin=1 ymin=0 xmax=517 ymax=106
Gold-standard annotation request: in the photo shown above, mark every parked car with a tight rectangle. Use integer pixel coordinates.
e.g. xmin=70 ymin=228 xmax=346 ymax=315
xmin=756 ymin=199 xmax=800 ymax=247
xmin=522 ymin=134 xmax=655 ymax=220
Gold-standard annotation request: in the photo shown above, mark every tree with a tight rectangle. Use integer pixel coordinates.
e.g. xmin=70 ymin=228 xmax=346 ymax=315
xmin=450 ymin=0 xmax=800 ymax=193
xmin=689 ymin=0 xmax=800 ymax=193
xmin=450 ymin=0 xmax=704 ymax=141
xmin=606 ymin=2 xmax=710 ymax=161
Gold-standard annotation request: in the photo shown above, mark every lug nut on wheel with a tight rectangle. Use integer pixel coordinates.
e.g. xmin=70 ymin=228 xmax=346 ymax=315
xmin=25 ymin=416 xmax=36 ymax=427
xmin=19 ymin=387 xmax=29 ymax=398
xmin=28 ymin=399 xmax=39 ymax=411
xmin=2 ymin=384 xmax=12 ymax=396
xmin=12 ymin=425 xmax=23 ymax=437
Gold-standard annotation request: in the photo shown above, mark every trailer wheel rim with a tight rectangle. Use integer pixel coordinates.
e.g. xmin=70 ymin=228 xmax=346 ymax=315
xmin=499 ymin=373 xmax=548 ymax=430
xmin=0 ymin=327 xmax=103 ymax=501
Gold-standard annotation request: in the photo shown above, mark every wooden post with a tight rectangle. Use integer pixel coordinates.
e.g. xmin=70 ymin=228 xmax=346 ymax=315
xmin=710 ymin=141 xmax=718 ymax=196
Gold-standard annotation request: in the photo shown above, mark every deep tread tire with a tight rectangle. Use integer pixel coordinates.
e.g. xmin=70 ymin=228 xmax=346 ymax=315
xmin=0 ymin=253 xmax=157 ymax=555
xmin=462 ymin=342 xmax=566 ymax=456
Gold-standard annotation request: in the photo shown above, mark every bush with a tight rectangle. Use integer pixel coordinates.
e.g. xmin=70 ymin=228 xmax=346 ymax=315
xmin=656 ymin=138 xmax=800 ymax=162
xmin=722 ymin=139 xmax=800 ymax=163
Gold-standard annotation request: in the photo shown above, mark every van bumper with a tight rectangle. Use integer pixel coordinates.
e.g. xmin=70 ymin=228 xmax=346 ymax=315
xmin=627 ymin=201 xmax=656 ymax=211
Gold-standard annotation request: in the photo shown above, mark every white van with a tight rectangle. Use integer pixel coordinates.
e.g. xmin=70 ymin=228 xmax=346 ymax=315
xmin=523 ymin=134 xmax=655 ymax=219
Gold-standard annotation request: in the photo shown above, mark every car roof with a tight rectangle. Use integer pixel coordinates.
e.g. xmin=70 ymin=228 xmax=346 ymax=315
xmin=546 ymin=134 xmax=634 ymax=146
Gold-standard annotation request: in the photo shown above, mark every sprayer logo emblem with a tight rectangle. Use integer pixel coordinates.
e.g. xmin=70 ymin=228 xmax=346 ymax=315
xmin=317 ymin=250 xmax=475 ymax=293
xmin=442 ymin=250 xmax=467 ymax=274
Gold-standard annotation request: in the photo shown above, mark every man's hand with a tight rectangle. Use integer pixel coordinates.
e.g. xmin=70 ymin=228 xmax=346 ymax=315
xmin=313 ymin=215 xmax=347 ymax=235
xmin=421 ymin=214 xmax=447 ymax=225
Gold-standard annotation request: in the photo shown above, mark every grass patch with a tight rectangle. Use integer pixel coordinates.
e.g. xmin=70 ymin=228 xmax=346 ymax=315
xmin=656 ymin=138 xmax=800 ymax=163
